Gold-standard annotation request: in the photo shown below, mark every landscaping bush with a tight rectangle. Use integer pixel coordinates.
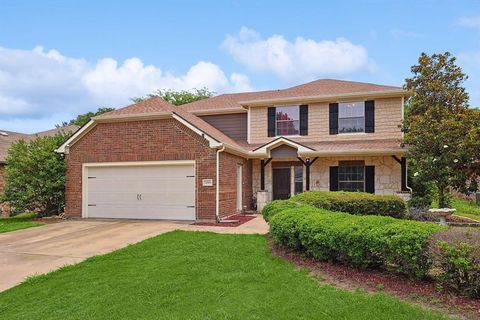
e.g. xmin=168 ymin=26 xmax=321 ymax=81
xmin=290 ymin=191 xmax=407 ymax=219
xmin=428 ymin=228 xmax=480 ymax=298
xmin=262 ymin=200 xmax=299 ymax=222
xmin=270 ymin=203 xmax=445 ymax=278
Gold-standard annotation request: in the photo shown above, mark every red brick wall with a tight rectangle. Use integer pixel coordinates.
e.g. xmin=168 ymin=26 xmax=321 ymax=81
xmin=218 ymin=152 xmax=252 ymax=217
xmin=65 ymin=119 xmax=218 ymax=220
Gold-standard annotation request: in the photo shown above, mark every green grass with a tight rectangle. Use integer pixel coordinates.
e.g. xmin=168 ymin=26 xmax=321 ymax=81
xmin=0 ymin=231 xmax=445 ymax=320
xmin=0 ymin=213 xmax=42 ymax=233
xmin=432 ymin=197 xmax=480 ymax=221
xmin=450 ymin=198 xmax=480 ymax=221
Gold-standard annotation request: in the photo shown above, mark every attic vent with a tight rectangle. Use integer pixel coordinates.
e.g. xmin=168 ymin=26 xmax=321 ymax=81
xmin=0 ymin=131 xmax=8 ymax=136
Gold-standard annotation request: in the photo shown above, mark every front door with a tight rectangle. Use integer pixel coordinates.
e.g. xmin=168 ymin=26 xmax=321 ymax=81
xmin=273 ymin=168 xmax=291 ymax=200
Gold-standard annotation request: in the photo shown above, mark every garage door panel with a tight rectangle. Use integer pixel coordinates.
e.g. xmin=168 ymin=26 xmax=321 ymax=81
xmin=85 ymin=163 xmax=196 ymax=220
xmin=88 ymin=205 xmax=195 ymax=220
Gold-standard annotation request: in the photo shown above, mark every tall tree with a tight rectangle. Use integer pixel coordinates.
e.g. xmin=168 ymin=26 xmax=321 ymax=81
xmin=59 ymin=107 xmax=115 ymax=127
xmin=132 ymin=88 xmax=214 ymax=106
xmin=404 ymin=52 xmax=480 ymax=208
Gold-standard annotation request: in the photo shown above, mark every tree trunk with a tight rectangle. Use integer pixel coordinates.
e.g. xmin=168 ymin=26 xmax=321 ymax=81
xmin=437 ymin=185 xmax=449 ymax=208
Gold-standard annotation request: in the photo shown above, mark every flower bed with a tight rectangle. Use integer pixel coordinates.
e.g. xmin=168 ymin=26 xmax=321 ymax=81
xmin=265 ymin=195 xmax=480 ymax=298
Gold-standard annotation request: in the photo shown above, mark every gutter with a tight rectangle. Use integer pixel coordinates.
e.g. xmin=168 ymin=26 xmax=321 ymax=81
xmin=215 ymin=145 xmax=226 ymax=222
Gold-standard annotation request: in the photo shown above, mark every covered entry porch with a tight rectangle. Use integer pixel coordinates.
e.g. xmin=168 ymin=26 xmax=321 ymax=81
xmin=250 ymin=138 xmax=409 ymax=211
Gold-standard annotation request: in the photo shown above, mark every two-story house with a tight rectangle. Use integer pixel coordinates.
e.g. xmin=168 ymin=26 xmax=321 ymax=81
xmin=57 ymin=79 xmax=410 ymax=221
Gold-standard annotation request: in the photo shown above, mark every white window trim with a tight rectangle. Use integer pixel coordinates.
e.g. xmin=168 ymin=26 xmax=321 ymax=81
xmin=274 ymin=105 xmax=300 ymax=137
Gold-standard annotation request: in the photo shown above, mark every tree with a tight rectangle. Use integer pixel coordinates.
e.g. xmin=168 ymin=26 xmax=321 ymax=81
xmin=59 ymin=107 xmax=115 ymax=127
xmin=132 ymin=88 xmax=214 ymax=106
xmin=404 ymin=52 xmax=480 ymax=208
xmin=2 ymin=133 xmax=68 ymax=215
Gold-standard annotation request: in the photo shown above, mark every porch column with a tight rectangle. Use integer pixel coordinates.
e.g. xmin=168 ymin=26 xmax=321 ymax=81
xmin=392 ymin=155 xmax=408 ymax=192
xmin=260 ymin=158 xmax=272 ymax=190
xmin=401 ymin=157 xmax=407 ymax=192
xmin=298 ymin=157 xmax=318 ymax=191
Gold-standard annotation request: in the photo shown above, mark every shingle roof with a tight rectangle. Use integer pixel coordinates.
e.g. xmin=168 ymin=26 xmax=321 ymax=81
xmin=95 ymin=97 xmax=245 ymax=150
xmin=0 ymin=125 xmax=79 ymax=163
xmin=239 ymin=139 xmax=403 ymax=153
xmin=181 ymin=79 xmax=404 ymax=113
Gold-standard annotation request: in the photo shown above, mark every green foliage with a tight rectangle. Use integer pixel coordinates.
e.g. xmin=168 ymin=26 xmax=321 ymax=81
xmin=132 ymin=88 xmax=214 ymax=106
xmin=59 ymin=107 xmax=115 ymax=127
xmin=2 ymin=134 xmax=67 ymax=215
xmin=290 ymin=191 xmax=407 ymax=219
xmin=0 ymin=231 xmax=444 ymax=319
xmin=428 ymin=228 xmax=480 ymax=297
xmin=269 ymin=202 xmax=445 ymax=278
xmin=404 ymin=52 xmax=480 ymax=208
xmin=261 ymin=200 xmax=319 ymax=222
xmin=0 ymin=214 xmax=42 ymax=233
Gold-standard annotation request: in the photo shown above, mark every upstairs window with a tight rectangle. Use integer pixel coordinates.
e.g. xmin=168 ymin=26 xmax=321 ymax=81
xmin=276 ymin=106 xmax=299 ymax=136
xmin=338 ymin=102 xmax=365 ymax=133
xmin=338 ymin=161 xmax=365 ymax=192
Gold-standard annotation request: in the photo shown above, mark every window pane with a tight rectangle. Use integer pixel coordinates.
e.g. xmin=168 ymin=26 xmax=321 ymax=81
xmin=338 ymin=164 xmax=364 ymax=192
xmin=339 ymin=117 xmax=364 ymax=133
xmin=276 ymin=120 xmax=299 ymax=135
xmin=339 ymin=102 xmax=365 ymax=118
xmin=294 ymin=166 xmax=303 ymax=194
xmin=276 ymin=106 xmax=299 ymax=121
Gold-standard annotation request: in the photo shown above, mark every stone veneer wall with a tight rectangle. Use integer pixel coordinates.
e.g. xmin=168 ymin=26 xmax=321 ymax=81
xmin=253 ymin=156 xmax=403 ymax=202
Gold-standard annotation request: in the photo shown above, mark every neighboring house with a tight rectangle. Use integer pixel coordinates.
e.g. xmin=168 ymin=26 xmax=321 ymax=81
xmin=57 ymin=79 xmax=410 ymax=222
xmin=0 ymin=125 xmax=80 ymax=196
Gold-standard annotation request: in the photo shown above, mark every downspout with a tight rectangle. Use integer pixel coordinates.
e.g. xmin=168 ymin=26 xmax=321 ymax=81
xmin=215 ymin=145 xmax=226 ymax=222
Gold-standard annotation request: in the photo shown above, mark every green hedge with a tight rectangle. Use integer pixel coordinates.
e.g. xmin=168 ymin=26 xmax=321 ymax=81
xmin=290 ymin=191 xmax=407 ymax=219
xmin=270 ymin=205 xmax=445 ymax=278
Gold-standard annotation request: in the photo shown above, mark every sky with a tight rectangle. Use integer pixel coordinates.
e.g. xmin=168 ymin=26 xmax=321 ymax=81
xmin=0 ymin=0 xmax=479 ymax=133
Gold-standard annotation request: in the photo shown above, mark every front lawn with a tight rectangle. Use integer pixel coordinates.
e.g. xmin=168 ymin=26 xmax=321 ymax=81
xmin=0 ymin=214 xmax=42 ymax=233
xmin=0 ymin=231 xmax=444 ymax=319
xmin=432 ymin=197 xmax=480 ymax=221
xmin=450 ymin=197 xmax=480 ymax=221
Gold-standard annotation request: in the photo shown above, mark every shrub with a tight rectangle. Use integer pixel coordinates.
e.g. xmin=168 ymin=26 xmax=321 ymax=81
xmin=428 ymin=228 xmax=480 ymax=298
xmin=270 ymin=203 xmax=445 ymax=278
xmin=290 ymin=191 xmax=407 ymax=219
xmin=262 ymin=200 xmax=299 ymax=222
xmin=408 ymin=207 xmax=439 ymax=222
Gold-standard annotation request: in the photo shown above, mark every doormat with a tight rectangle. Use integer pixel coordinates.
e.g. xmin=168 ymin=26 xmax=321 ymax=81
xmin=192 ymin=214 xmax=256 ymax=227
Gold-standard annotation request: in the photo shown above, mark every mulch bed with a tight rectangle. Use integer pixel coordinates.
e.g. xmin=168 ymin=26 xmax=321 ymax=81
xmin=447 ymin=215 xmax=480 ymax=226
xmin=193 ymin=214 xmax=256 ymax=227
xmin=271 ymin=241 xmax=480 ymax=319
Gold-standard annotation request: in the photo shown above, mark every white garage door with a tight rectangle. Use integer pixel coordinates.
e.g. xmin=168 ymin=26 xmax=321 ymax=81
xmin=84 ymin=162 xmax=195 ymax=220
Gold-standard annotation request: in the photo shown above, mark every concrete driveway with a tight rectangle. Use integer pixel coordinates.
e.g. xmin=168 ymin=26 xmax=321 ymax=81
xmin=0 ymin=216 xmax=268 ymax=292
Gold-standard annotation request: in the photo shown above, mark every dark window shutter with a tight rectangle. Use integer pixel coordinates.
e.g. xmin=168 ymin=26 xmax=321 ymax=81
xmin=299 ymin=105 xmax=308 ymax=136
xmin=329 ymin=166 xmax=338 ymax=191
xmin=365 ymin=166 xmax=375 ymax=193
xmin=365 ymin=100 xmax=375 ymax=133
xmin=329 ymin=103 xmax=339 ymax=134
xmin=267 ymin=107 xmax=276 ymax=137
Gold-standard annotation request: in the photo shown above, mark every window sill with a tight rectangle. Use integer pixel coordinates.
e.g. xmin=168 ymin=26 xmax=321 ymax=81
xmin=338 ymin=132 xmax=368 ymax=136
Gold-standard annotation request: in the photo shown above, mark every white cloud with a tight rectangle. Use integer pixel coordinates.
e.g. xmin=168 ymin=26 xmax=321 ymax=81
xmin=221 ymin=27 xmax=372 ymax=80
xmin=0 ymin=46 xmax=252 ymax=132
xmin=457 ymin=15 xmax=480 ymax=28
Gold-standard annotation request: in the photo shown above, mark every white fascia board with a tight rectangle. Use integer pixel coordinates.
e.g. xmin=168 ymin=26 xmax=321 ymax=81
xmin=171 ymin=113 xmax=221 ymax=148
xmin=298 ymin=148 xmax=407 ymax=157
xmin=56 ymin=120 xmax=95 ymax=154
xmin=248 ymin=137 xmax=314 ymax=158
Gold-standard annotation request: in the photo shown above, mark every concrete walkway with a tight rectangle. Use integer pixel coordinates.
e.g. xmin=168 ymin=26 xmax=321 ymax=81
xmin=0 ymin=215 xmax=268 ymax=292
